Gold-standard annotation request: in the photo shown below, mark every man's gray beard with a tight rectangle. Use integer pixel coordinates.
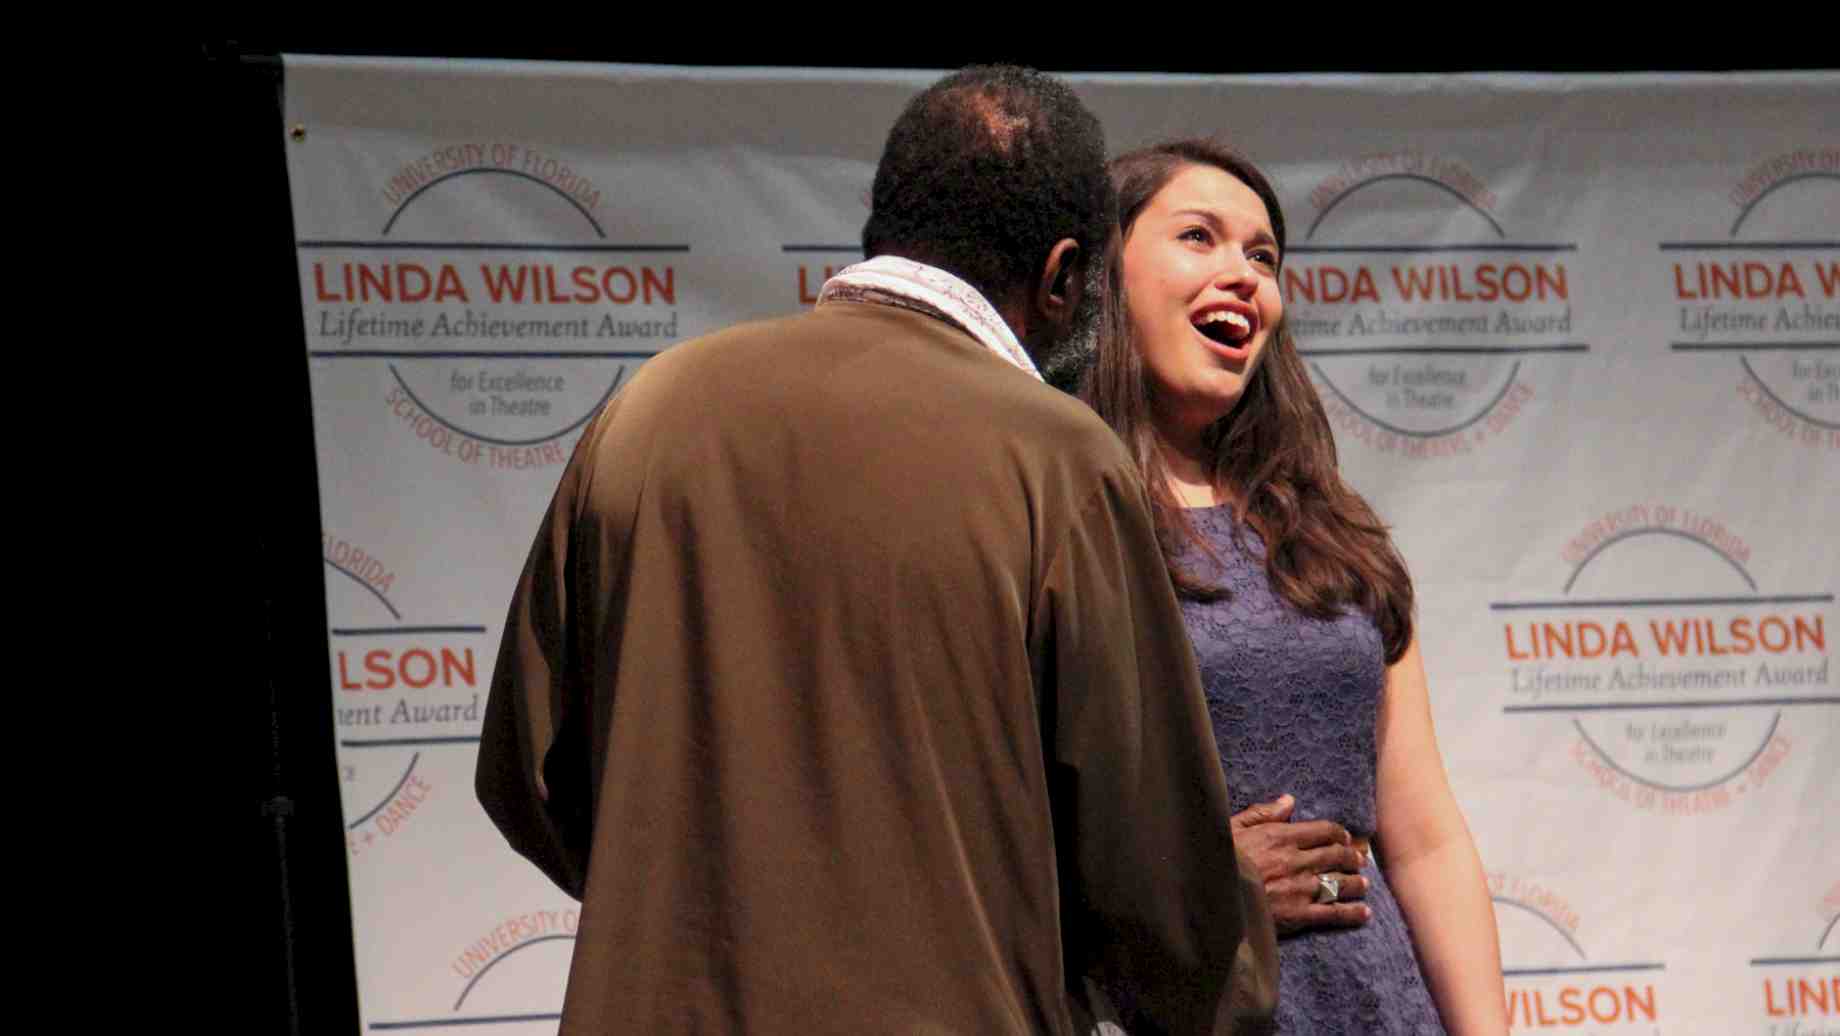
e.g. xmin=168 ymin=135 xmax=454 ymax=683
xmin=1036 ymin=260 xmax=1104 ymax=395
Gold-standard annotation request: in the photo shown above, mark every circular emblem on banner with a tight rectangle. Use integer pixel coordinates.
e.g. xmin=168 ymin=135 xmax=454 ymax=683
xmin=301 ymin=141 xmax=684 ymax=470
xmin=446 ymin=908 xmax=579 ymax=1020
xmin=322 ymin=534 xmax=483 ymax=854
xmin=1495 ymin=504 xmax=1830 ymax=813
xmin=1290 ymin=152 xmax=1584 ymax=460
xmin=1489 ymin=872 xmax=1668 ymax=1030
xmin=1665 ymin=148 xmax=1840 ymax=451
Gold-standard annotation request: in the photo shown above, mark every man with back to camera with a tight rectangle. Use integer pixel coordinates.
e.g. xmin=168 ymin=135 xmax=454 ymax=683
xmin=475 ymin=65 xmax=1277 ymax=1035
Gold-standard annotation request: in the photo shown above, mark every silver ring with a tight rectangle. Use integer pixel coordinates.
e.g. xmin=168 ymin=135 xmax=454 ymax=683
xmin=1314 ymin=873 xmax=1341 ymax=904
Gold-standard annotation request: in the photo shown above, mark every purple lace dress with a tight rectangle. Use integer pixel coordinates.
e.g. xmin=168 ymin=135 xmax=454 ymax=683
xmin=1179 ymin=505 xmax=1446 ymax=1034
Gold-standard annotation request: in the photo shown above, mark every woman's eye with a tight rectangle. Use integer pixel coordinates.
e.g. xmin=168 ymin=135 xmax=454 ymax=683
xmin=1251 ymin=248 xmax=1280 ymax=268
xmin=1180 ymin=227 xmax=1212 ymax=245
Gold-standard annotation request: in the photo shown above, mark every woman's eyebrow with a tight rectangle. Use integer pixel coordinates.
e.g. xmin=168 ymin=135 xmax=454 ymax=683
xmin=1170 ymin=208 xmax=1279 ymax=251
xmin=1169 ymin=208 xmax=1224 ymax=232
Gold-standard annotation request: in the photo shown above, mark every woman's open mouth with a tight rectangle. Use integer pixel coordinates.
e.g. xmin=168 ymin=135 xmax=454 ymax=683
xmin=1191 ymin=304 xmax=1257 ymax=357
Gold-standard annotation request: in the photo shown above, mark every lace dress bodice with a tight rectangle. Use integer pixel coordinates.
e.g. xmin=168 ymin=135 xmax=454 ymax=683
xmin=1179 ymin=506 xmax=1446 ymax=1035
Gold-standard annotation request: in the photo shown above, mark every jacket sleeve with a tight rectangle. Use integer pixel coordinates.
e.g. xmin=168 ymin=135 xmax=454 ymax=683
xmin=1041 ymin=467 xmax=1279 ymax=1036
xmin=473 ymin=414 xmax=611 ymax=899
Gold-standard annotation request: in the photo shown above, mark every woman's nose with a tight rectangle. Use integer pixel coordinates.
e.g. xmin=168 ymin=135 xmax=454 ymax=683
xmin=1214 ymin=248 xmax=1258 ymax=293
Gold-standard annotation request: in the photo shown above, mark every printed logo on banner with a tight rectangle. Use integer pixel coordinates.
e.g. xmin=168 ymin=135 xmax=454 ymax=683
xmin=299 ymin=140 xmax=685 ymax=470
xmin=1493 ymin=506 xmax=1833 ymax=813
xmin=322 ymin=532 xmax=485 ymax=855
xmin=1747 ymin=880 xmax=1840 ymax=1034
xmin=441 ymin=908 xmax=577 ymax=1024
xmin=1663 ymin=148 xmax=1840 ymax=451
xmin=1488 ymin=871 xmax=1668 ymax=1030
xmin=1288 ymin=152 xmax=1585 ymax=460
xmin=324 ymin=537 xmax=577 ymax=1033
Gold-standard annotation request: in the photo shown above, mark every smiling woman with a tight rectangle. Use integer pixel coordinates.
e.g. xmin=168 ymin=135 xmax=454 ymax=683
xmin=1084 ymin=140 xmax=1415 ymax=631
xmin=1081 ymin=138 xmax=1508 ymax=1036
xmin=1120 ymin=163 xmax=1285 ymax=457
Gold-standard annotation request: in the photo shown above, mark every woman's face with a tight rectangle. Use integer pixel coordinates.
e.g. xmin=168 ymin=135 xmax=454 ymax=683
xmin=1120 ymin=163 xmax=1283 ymax=439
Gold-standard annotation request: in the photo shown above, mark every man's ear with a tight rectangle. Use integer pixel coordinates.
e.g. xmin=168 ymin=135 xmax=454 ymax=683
xmin=1035 ymin=238 xmax=1082 ymax=326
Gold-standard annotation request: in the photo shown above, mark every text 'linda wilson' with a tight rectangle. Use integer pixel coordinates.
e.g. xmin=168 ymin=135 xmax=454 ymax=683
xmin=1505 ymin=614 xmax=1824 ymax=660
xmin=312 ymin=262 xmax=676 ymax=306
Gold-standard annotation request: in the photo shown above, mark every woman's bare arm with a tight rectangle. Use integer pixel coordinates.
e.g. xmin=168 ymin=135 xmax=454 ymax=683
xmin=1375 ymin=636 xmax=1508 ymax=1036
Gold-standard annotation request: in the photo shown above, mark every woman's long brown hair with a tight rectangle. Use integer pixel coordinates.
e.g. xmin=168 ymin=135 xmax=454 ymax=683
xmin=1081 ymin=139 xmax=1415 ymax=663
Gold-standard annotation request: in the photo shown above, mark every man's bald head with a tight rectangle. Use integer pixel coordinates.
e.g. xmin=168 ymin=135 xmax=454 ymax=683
xmin=861 ymin=66 xmax=1111 ymax=312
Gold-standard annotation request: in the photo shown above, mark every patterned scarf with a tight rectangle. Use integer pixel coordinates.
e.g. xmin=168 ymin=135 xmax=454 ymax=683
xmin=815 ymin=256 xmax=1042 ymax=381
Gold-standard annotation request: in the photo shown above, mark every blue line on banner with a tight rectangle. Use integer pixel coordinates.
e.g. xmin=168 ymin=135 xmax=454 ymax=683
xmin=1302 ymin=345 xmax=1588 ymax=356
xmin=1658 ymin=241 xmax=1839 ymax=250
xmin=1565 ymin=528 xmax=1756 ymax=594
xmin=1289 ymin=243 xmax=1577 ymax=254
xmin=1732 ymin=173 xmax=1840 ymax=236
xmin=331 ymin=626 xmax=489 ymax=636
xmin=1309 ymin=360 xmax=1521 ymax=439
xmin=1501 ymin=963 xmax=1667 ymax=977
xmin=382 ymin=168 xmax=607 ymax=238
xmin=1742 ymin=355 xmax=1840 ymax=430
xmin=1824 ymin=914 xmax=1839 ymax=950
xmin=1504 ymin=700 xmax=1832 ymax=713
xmin=454 ymin=935 xmax=578 ymax=1010
xmin=1489 ymin=898 xmax=1587 ymax=960
xmin=1670 ymin=342 xmax=1840 ymax=351
xmin=780 ymin=244 xmax=863 ymax=253
xmin=1305 ymin=174 xmax=1506 ymax=239
xmin=298 ymin=241 xmax=689 ymax=252
xmin=1570 ymin=715 xmax=1781 ymax=792
xmin=1490 ymin=593 xmax=1833 ymax=609
xmin=370 ymin=1012 xmax=562 ymax=1030
xmin=383 ymin=362 xmax=624 ymax=448
xmin=349 ymin=754 xmax=420 ymax=830
xmin=309 ymin=351 xmax=655 ymax=360
xmin=1749 ymin=956 xmax=1840 ymax=966
xmin=342 ymin=737 xmax=482 ymax=748
xmin=325 ymin=560 xmax=402 ymax=620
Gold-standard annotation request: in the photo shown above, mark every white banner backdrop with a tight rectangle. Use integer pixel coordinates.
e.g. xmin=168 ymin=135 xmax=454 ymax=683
xmin=282 ymin=57 xmax=1838 ymax=1034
